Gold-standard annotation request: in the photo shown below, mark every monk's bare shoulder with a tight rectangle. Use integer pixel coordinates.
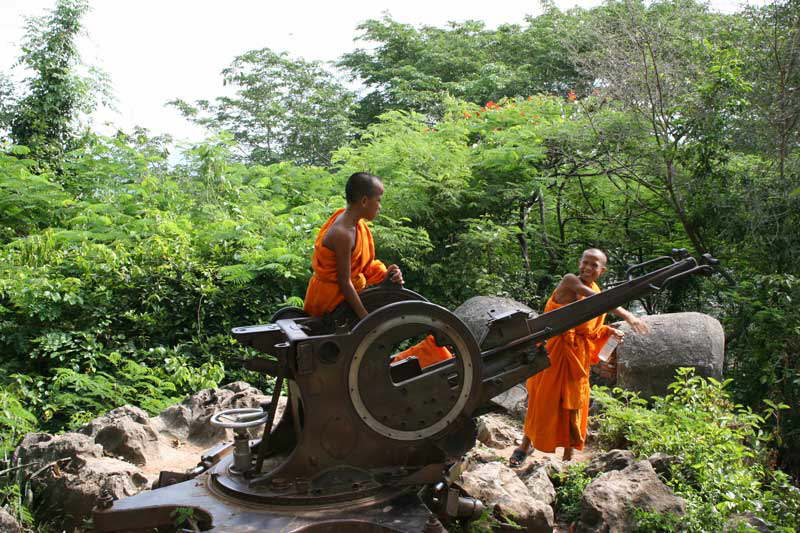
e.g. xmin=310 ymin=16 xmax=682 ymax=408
xmin=553 ymin=274 xmax=581 ymax=304
xmin=321 ymin=221 xmax=355 ymax=253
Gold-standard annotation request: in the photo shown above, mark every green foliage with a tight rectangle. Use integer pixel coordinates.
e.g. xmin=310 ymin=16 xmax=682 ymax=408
xmin=723 ymin=274 xmax=800 ymax=481
xmin=631 ymin=508 xmax=683 ymax=533
xmin=0 ymin=387 xmax=37 ymax=456
xmin=593 ymin=370 xmax=800 ymax=531
xmin=338 ymin=12 xmax=591 ymax=126
xmin=553 ymin=462 xmax=594 ymax=524
xmin=0 ymin=482 xmax=34 ymax=527
xmin=170 ymin=48 xmax=356 ymax=167
xmin=2 ymin=0 xmax=110 ymax=170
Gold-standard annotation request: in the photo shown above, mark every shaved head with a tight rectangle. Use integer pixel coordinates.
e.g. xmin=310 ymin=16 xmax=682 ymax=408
xmin=582 ymin=248 xmax=608 ymax=266
xmin=346 ymin=172 xmax=382 ymax=203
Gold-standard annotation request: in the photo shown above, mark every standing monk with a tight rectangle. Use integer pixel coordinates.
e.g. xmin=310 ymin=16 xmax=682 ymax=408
xmin=509 ymin=248 xmax=649 ymax=465
xmin=303 ymin=172 xmax=453 ymax=368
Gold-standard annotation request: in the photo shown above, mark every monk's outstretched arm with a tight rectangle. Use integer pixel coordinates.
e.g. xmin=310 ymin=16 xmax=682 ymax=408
xmin=610 ymin=306 xmax=650 ymax=334
xmin=330 ymin=228 xmax=369 ymax=319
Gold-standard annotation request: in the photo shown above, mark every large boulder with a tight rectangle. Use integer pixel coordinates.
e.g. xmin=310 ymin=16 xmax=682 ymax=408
xmin=459 ymin=460 xmax=555 ymax=533
xmin=616 ymin=312 xmax=724 ymax=398
xmin=78 ymin=405 xmax=160 ymax=465
xmin=454 ymin=296 xmax=536 ymax=347
xmin=13 ymin=433 xmax=148 ymax=529
xmin=576 ymin=460 xmax=686 ymax=533
xmin=454 ymin=297 xmax=536 ymax=420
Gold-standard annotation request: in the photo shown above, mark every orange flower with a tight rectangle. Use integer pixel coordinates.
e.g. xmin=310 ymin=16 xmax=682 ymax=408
xmin=463 ymin=111 xmax=472 ymax=118
xmin=485 ymin=100 xmax=499 ymax=110
xmin=567 ymin=91 xmax=577 ymax=102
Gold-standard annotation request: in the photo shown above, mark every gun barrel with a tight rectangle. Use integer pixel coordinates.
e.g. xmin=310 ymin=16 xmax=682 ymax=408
xmin=477 ymin=253 xmax=714 ymax=402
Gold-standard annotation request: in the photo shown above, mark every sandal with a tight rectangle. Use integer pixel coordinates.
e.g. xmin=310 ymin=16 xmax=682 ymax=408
xmin=509 ymin=447 xmax=531 ymax=468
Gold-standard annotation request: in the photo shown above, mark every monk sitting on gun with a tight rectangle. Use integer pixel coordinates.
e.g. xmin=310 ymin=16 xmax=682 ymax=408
xmin=509 ymin=248 xmax=650 ymax=466
xmin=303 ymin=172 xmax=452 ymax=368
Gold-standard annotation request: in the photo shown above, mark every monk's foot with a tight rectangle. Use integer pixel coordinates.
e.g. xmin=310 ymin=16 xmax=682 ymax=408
xmin=562 ymin=447 xmax=573 ymax=462
xmin=509 ymin=441 xmax=532 ymax=468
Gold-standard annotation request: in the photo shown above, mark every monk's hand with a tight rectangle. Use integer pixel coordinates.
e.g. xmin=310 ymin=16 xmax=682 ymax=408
xmin=608 ymin=327 xmax=625 ymax=342
xmin=626 ymin=316 xmax=650 ymax=335
xmin=386 ymin=264 xmax=404 ymax=285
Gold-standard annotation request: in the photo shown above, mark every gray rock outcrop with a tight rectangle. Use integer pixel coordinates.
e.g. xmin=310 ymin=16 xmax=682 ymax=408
xmin=519 ymin=456 xmax=567 ymax=483
xmin=476 ymin=413 xmax=520 ymax=449
xmin=13 ymin=382 xmax=274 ymax=530
xmin=0 ymin=508 xmax=22 ymax=532
xmin=585 ymin=449 xmax=636 ymax=477
xmin=459 ymin=460 xmax=555 ymax=533
xmin=521 ymin=463 xmax=557 ymax=506
xmin=576 ymin=460 xmax=686 ymax=533
xmin=616 ymin=312 xmax=724 ymax=398
xmin=488 ymin=384 xmax=528 ymax=421
xmin=13 ymin=433 xmax=149 ymax=530
xmin=78 ymin=405 xmax=160 ymax=465
xmin=153 ymin=381 xmax=275 ymax=445
xmin=647 ymin=452 xmax=683 ymax=480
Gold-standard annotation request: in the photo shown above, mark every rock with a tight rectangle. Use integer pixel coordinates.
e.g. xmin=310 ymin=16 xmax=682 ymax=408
xmin=724 ymin=512 xmax=772 ymax=533
xmin=576 ymin=460 xmax=686 ymax=533
xmin=448 ymin=446 xmax=504 ymax=482
xmin=647 ymin=452 xmax=683 ymax=480
xmin=488 ymin=384 xmax=529 ymax=421
xmin=12 ymin=433 xmax=148 ymax=529
xmin=78 ymin=405 xmax=160 ymax=465
xmin=521 ymin=464 xmax=556 ymax=506
xmin=0 ymin=508 xmax=22 ymax=533
xmin=476 ymin=413 xmax=521 ymax=449
xmin=616 ymin=312 xmax=724 ymax=398
xmin=154 ymin=381 xmax=275 ymax=445
xmin=459 ymin=461 xmax=555 ymax=533
xmin=519 ymin=456 xmax=567 ymax=484
xmin=585 ymin=449 xmax=636 ymax=477
xmin=454 ymin=296 xmax=536 ymax=347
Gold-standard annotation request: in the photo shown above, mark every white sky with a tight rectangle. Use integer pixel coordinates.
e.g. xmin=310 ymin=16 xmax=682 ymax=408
xmin=1 ymin=0 xmax=757 ymax=144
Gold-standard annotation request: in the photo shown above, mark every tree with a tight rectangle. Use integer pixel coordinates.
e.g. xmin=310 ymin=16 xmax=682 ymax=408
xmin=337 ymin=10 xmax=592 ymax=127
xmin=170 ymin=48 xmax=356 ymax=167
xmin=3 ymin=0 xmax=110 ymax=170
xmin=569 ymin=0 xmax=749 ymax=258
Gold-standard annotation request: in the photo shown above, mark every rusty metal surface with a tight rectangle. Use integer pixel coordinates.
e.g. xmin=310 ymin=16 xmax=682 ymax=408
xmin=93 ymin=473 xmax=436 ymax=532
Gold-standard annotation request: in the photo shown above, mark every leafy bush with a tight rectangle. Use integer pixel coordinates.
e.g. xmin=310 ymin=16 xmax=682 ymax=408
xmin=592 ymin=369 xmax=800 ymax=532
xmin=553 ymin=462 xmax=594 ymax=524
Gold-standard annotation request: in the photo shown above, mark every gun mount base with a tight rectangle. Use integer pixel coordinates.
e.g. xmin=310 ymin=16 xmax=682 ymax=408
xmin=93 ymin=471 xmax=440 ymax=532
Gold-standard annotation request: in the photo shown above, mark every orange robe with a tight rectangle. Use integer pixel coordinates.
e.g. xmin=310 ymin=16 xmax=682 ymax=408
xmin=303 ymin=209 xmax=453 ymax=369
xmin=523 ymin=282 xmax=613 ymax=452
xmin=390 ymin=335 xmax=453 ymax=368
xmin=303 ymin=209 xmax=388 ymax=317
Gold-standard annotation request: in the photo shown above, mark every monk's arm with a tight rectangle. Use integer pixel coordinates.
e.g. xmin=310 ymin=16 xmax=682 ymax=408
xmin=611 ymin=306 xmax=650 ymax=334
xmin=556 ymin=275 xmax=626 ymax=338
xmin=331 ymin=229 xmax=369 ymax=319
xmin=554 ymin=274 xmax=599 ymax=302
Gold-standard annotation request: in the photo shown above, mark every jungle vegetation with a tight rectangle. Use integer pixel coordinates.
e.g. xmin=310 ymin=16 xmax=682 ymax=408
xmin=1 ymin=0 xmax=799 ymax=530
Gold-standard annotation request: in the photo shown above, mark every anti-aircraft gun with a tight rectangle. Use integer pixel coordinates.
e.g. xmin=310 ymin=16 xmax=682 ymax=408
xmin=92 ymin=250 xmax=723 ymax=532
